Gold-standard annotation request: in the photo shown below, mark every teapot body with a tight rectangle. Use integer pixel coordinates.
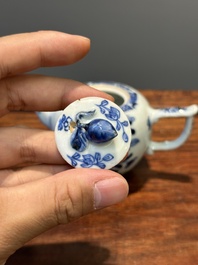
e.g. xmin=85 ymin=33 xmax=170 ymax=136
xmin=37 ymin=81 xmax=197 ymax=174
xmin=87 ymin=82 xmax=151 ymax=173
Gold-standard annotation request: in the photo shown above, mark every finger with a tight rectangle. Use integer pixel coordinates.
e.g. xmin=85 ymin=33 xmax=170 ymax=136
xmin=0 ymin=75 xmax=113 ymax=116
xmin=0 ymin=164 xmax=72 ymax=187
xmin=0 ymin=169 xmax=129 ymax=262
xmin=0 ymin=31 xmax=90 ymax=79
xmin=0 ymin=127 xmax=64 ymax=168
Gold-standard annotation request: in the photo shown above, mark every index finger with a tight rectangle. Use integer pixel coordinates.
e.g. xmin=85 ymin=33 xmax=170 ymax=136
xmin=0 ymin=31 xmax=90 ymax=79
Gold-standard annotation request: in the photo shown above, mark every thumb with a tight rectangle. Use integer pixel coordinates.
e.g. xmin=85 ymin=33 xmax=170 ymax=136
xmin=0 ymin=168 xmax=128 ymax=262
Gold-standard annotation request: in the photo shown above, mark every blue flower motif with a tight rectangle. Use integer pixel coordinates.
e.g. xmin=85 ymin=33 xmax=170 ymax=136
xmin=105 ymin=106 xmax=120 ymax=121
xmin=121 ymin=91 xmax=137 ymax=112
xmin=67 ymin=152 xmax=114 ymax=169
xmin=96 ymin=100 xmax=129 ymax=143
xmin=58 ymin=114 xmax=72 ymax=131
xmin=81 ymin=154 xmax=97 ymax=168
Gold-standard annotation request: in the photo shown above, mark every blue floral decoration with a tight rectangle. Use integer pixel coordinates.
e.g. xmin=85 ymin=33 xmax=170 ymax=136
xmin=58 ymin=111 xmax=118 ymax=152
xmin=96 ymin=100 xmax=129 ymax=142
xmin=57 ymin=96 xmax=141 ymax=171
xmin=100 ymin=81 xmax=138 ymax=112
xmin=161 ymin=107 xmax=186 ymax=113
xmin=67 ymin=152 xmax=114 ymax=169
xmin=58 ymin=114 xmax=72 ymax=131
xmin=121 ymin=91 xmax=138 ymax=112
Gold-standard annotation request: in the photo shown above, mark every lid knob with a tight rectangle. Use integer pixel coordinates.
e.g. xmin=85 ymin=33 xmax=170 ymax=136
xmin=55 ymin=97 xmax=131 ymax=170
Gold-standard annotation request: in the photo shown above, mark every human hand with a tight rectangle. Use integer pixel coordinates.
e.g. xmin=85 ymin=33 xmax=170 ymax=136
xmin=0 ymin=31 xmax=129 ymax=264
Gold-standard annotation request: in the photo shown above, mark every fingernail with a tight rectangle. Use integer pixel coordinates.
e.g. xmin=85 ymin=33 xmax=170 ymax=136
xmin=94 ymin=177 xmax=128 ymax=209
xmin=75 ymin=35 xmax=90 ymax=42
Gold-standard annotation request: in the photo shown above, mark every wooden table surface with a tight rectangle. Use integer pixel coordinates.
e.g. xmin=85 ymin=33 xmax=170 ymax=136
xmin=2 ymin=90 xmax=198 ymax=265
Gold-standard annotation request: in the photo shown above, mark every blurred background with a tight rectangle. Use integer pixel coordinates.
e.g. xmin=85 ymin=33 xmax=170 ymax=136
xmin=1 ymin=0 xmax=198 ymax=90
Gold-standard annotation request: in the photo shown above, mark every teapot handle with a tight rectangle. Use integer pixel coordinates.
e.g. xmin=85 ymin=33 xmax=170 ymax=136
xmin=147 ymin=104 xmax=198 ymax=154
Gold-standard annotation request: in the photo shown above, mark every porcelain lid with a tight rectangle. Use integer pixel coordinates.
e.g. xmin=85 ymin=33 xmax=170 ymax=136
xmin=55 ymin=97 xmax=131 ymax=170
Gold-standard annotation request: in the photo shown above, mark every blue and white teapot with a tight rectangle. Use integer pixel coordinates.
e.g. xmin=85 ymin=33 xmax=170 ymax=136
xmin=37 ymin=81 xmax=198 ymax=174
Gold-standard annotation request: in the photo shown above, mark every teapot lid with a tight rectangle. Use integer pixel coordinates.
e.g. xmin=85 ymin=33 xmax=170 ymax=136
xmin=55 ymin=97 xmax=131 ymax=170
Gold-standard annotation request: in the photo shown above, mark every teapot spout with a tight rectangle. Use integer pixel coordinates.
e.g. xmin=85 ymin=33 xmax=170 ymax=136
xmin=36 ymin=111 xmax=63 ymax=130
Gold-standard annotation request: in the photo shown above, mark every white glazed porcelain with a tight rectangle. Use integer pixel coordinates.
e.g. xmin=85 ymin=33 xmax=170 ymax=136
xmin=55 ymin=97 xmax=131 ymax=170
xmin=37 ymin=81 xmax=198 ymax=174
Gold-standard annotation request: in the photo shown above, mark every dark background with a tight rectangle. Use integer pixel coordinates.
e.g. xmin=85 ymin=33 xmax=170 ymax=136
xmin=1 ymin=0 xmax=198 ymax=90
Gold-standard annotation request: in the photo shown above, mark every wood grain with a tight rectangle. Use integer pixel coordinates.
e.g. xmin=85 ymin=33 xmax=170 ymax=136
xmin=2 ymin=90 xmax=198 ymax=265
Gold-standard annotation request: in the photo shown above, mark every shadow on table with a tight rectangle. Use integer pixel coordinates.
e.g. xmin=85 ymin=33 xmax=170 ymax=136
xmin=124 ymin=158 xmax=191 ymax=194
xmin=7 ymin=241 xmax=111 ymax=265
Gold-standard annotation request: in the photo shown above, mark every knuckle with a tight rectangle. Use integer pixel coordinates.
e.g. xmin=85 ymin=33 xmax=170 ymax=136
xmin=1 ymin=79 xmax=26 ymax=112
xmin=4 ymin=78 xmax=26 ymax=111
xmin=53 ymin=178 xmax=85 ymax=224
xmin=19 ymin=138 xmax=37 ymax=163
xmin=0 ymin=61 xmax=12 ymax=79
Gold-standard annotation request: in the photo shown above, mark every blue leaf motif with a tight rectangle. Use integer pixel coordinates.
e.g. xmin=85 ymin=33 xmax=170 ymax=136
xmin=73 ymin=152 xmax=81 ymax=159
xmin=105 ymin=114 xmax=111 ymax=120
xmin=58 ymin=118 xmax=63 ymax=130
xmin=81 ymin=163 xmax=91 ymax=168
xmin=130 ymin=138 xmax=140 ymax=147
xmin=122 ymin=121 xmax=129 ymax=127
xmin=121 ymin=105 xmax=132 ymax=112
xmin=97 ymin=162 xmax=106 ymax=169
xmin=130 ymin=92 xmax=137 ymax=104
xmin=70 ymin=158 xmax=78 ymax=167
xmin=103 ymin=154 xmax=114 ymax=162
xmin=67 ymin=151 xmax=114 ymax=169
xmin=116 ymin=122 xmax=121 ymax=131
xmin=95 ymin=152 xmax=101 ymax=162
xmin=122 ymin=132 xmax=129 ymax=142
xmin=60 ymin=114 xmax=66 ymax=124
xmin=101 ymin=100 xmax=108 ymax=106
